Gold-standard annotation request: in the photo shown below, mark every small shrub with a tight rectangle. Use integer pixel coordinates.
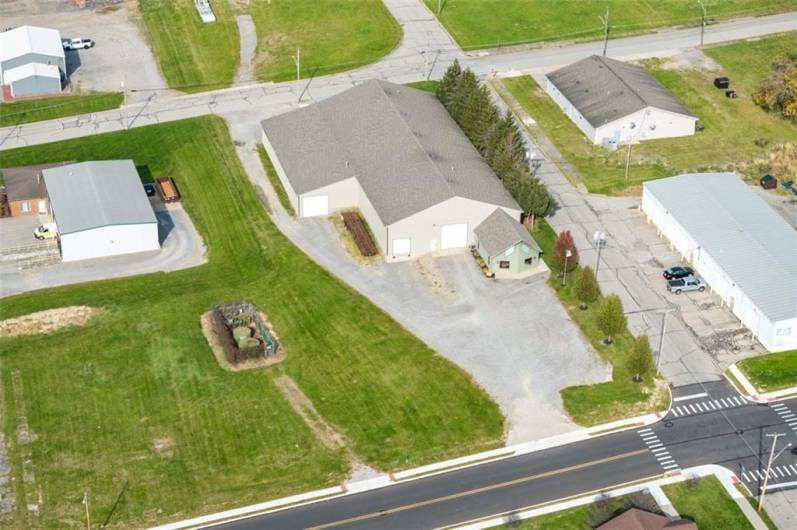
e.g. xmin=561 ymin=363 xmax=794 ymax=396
xmin=754 ymin=137 xmax=770 ymax=148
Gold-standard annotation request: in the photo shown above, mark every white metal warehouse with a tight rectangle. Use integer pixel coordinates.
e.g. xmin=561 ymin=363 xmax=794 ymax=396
xmin=0 ymin=25 xmax=65 ymax=98
xmin=261 ymin=79 xmax=523 ymax=262
xmin=642 ymin=173 xmax=797 ymax=352
xmin=42 ymin=160 xmax=160 ymax=262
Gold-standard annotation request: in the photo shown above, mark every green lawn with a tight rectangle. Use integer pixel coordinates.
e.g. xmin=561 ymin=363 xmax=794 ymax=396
xmin=502 ymin=32 xmax=797 ymax=194
xmin=405 ymin=80 xmax=441 ymax=93
xmin=426 ymin=0 xmax=796 ymax=50
xmin=532 ymin=221 xmax=666 ymax=426
xmin=663 ymin=476 xmax=753 ymax=530
xmin=257 ymin=143 xmax=295 ymax=216
xmin=249 ymin=0 xmax=401 ymax=82
xmin=0 ymin=116 xmax=504 ymax=527
xmin=738 ymin=350 xmax=797 ymax=393
xmin=492 ymin=493 xmax=657 ymax=529
xmin=138 ymin=0 xmax=240 ymax=92
xmin=0 ymin=92 xmax=123 ymax=127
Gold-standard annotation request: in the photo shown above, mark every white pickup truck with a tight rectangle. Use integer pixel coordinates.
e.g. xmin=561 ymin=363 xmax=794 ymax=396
xmin=62 ymin=38 xmax=94 ymax=50
xmin=667 ymin=276 xmax=706 ymax=295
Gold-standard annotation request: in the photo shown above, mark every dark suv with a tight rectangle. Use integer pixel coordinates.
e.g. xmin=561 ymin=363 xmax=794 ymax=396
xmin=663 ymin=266 xmax=694 ymax=280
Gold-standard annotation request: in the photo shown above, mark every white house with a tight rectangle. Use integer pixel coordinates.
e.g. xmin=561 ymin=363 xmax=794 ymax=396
xmin=642 ymin=173 xmax=797 ymax=353
xmin=42 ymin=160 xmax=160 ymax=262
xmin=545 ymin=55 xmax=697 ymax=148
xmin=261 ymin=79 xmax=525 ymax=262
xmin=0 ymin=25 xmax=65 ymax=98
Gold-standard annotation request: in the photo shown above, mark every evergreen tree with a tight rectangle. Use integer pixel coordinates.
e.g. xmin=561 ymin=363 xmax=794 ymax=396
xmin=460 ymin=85 xmax=500 ymax=152
xmin=629 ymin=335 xmax=654 ymax=382
xmin=552 ymin=230 xmax=579 ymax=272
xmin=512 ymin=176 xmax=555 ymax=230
xmin=484 ymin=111 xmax=512 ymax=161
xmin=449 ymin=68 xmax=479 ymax=123
xmin=575 ymin=266 xmax=600 ymax=310
xmin=597 ymin=294 xmax=626 ymax=345
xmin=490 ymin=127 xmax=525 ymax=182
xmin=437 ymin=60 xmax=462 ymax=110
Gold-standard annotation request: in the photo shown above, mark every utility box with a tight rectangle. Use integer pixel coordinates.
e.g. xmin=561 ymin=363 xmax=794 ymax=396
xmin=714 ymin=77 xmax=730 ymax=89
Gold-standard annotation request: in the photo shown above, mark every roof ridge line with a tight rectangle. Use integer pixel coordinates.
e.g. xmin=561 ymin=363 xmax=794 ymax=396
xmin=596 ymin=56 xmax=648 ymax=109
xmin=375 ymin=80 xmax=459 ymax=202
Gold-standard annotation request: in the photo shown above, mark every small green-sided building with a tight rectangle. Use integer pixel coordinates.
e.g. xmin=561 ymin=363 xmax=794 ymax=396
xmin=474 ymin=209 xmax=544 ymax=278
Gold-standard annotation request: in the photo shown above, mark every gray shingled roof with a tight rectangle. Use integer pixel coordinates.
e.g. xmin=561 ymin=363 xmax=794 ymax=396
xmin=1 ymin=162 xmax=70 ymax=202
xmin=474 ymin=208 xmax=541 ymax=257
xmin=42 ymin=160 xmax=156 ymax=235
xmin=261 ymin=79 xmax=519 ymax=225
xmin=645 ymin=173 xmax=797 ymax=322
xmin=546 ymin=55 xmax=695 ymax=128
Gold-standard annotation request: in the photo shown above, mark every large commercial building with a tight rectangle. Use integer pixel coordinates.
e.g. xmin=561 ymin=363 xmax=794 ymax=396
xmin=42 ymin=160 xmax=159 ymax=262
xmin=642 ymin=173 xmax=797 ymax=352
xmin=0 ymin=26 xmax=65 ymax=98
xmin=261 ymin=79 xmax=527 ymax=262
xmin=545 ymin=55 xmax=696 ymax=148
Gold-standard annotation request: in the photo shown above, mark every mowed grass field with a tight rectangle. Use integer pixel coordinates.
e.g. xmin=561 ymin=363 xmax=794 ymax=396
xmin=138 ymin=0 xmax=400 ymax=91
xmin=0 ymin=117 xmax=504 ymax=527
xmin=503 ymin=32 xmax=797 ymax=194
xmin=138 ymin=0 xmax=240 ymax=92
xmin=250 ymin=0 xmax=401 ymax=82
xmin=663 ymin=476 xmax=753 ymax=529
xmin=426 ymin=0 xmax=796 ymax=50
xmin=0 ymin=92 xmax=123 ymax=128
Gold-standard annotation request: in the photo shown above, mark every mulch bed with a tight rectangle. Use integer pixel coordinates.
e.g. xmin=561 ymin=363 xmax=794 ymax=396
xmin=342 ymin=211 xmax=378 ymax=257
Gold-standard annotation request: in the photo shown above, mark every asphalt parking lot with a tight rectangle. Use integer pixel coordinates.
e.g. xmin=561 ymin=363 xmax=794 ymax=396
xmin=1 ymin=0 xmax=168 ymax=102
xmin=0 ymin=202 xmax=206 ymax=298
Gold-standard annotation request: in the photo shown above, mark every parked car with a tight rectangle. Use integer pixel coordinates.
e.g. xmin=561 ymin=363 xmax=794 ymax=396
xmin=760 ymin=174 xmax=777 ymax=190
xmin=667 ymin=276 xmax=706 ymax=295
xmin=33 ymin=224 xmax=57 ymax=240
xmin=143 ymin=183 xmax=156 ymax=197
xmin=662 ymin=266 xmax=694 ymax=280
xmin=62 ymin=38 xmax=94 ymax=50
xmin=156 ymin=177 xmax=180 ymax=203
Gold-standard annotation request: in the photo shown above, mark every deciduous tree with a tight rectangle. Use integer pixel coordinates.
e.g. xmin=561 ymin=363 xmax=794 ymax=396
xmin=597 ymin=294 xmax=626 ymax=344
xmin=552 ymin=230 xmax=579 ymax=272
xmin=629 ymin=335 xmax=654 ymax=382
xmin=576 ymin=266 xmax=600 ymax=310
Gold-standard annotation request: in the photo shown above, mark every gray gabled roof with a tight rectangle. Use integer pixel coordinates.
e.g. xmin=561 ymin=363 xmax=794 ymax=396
xmin=644 ymin=173 xmax=797 ymax=322
xmin=42 ymin=160 xmax=156 ymax=235
xmin=261 ymin=79 xmax=519 ymax=225
xmin=546 ymin=55 xmax=695 ymax=128
xmin=474 ymin=208 xmax=541 ymax=257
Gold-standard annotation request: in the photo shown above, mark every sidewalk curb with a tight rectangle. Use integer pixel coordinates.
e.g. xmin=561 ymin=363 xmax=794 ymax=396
xmin=149 ymin=405 xmax=670 ymax=530
xmin=726 ymin=362 xmax=797 ymax=403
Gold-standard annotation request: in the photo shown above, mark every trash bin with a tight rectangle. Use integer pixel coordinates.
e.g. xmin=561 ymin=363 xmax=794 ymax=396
xmin=714 ymin=77 xmax=729 ymax=89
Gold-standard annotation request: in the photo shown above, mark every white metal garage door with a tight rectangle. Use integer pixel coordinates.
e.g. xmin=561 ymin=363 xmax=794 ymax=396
xmin=301 ymin=195 xmax=328 ymax=217
xmin=392 ymin=238 xmax=411 ymax=256
xmin=440 ymin=223 xmax=467 ymax=250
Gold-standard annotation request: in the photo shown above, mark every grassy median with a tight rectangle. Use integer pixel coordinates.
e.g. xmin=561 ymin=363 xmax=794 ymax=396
xmin=426 ymin=0 xmax=795 ymax=50
xmin=738 ymin=350 xmax=797 ymax=393
xmin=0 ymin=116 xmax=504 ymax=527
xmin=0 ymin=92 xmax=123 ymax=127
xmin=502 ymin=32 xmax=797 ymax=194
xmin=663 ymin=476 xmax=753 ymax=529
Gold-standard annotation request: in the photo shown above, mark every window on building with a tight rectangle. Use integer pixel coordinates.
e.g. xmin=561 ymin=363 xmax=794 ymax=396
xmin=504 ymin=246 xmax=514 ymax=257
xmin=524 ymin=257 xmax=534 ymax=265
xmin=776 ymin=327 xmax=792 ymax=337
xmin=21 ymin=201 xmax=31 ymax=212
xmin=499 ymin=261 xmax=510 ymax=269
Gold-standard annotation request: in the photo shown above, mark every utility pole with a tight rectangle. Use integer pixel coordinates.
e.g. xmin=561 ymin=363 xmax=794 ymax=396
xmin=656 ymin=308 xmax=676 ymax=374
xmin=293 ymin=48 xmax=301 ymax=103
xmin=599 ymin=7 xmax=610 ymax=57
xmin=759 ymin=433 xmax=791 ymax=512
xmin=698 ymin=0 xmax=708 ymax=47
xmin=83 ymin=491 xmax=91 ymax=530
xmin=593 ymin=231 xmax=606 ymax=276
xmin=624 ymin=142 xmax=632 ymax=182
xmin=120 ymin=79 xmax=127 ymax=130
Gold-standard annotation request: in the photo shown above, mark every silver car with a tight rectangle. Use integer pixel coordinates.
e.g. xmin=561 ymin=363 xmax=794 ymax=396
xmin=667 ymin=275 xmax=706 ymax=294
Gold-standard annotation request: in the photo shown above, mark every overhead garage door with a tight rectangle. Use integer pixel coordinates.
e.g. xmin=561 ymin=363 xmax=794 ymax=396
xmin=301 ymin=195 xmax=328 ymax=217
xmin=392 ymin=238 xmax=411 ymax=256
xmin=440 ymin=223 xmax=467 ymax=250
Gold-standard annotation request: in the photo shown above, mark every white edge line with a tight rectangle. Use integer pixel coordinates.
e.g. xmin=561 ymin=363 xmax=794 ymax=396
xmin=672 ymin=392 xmax=708 ymax=402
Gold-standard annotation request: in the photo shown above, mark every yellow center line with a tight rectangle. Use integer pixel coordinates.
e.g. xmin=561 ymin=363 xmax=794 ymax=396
xmin=308 ymin=448 xmax=649 ymax=530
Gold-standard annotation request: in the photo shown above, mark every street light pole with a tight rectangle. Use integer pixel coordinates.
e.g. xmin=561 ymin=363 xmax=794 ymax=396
xmin=562 ymin=249 xmax=572 ymax=286
xmin=656 ymin=309 xmax=675 ymax=374
xmin=698 ymin=0 xmax=708 ymax=47
xmin=599 ymin=7 xmax=610 ymax=57
xmin=593 ymin=231 xmax=606 ymax=276
xmin=293 ymin=48 xmax=301 ymax=103
xmin=759 ymin=433 xmax=791 ymax=512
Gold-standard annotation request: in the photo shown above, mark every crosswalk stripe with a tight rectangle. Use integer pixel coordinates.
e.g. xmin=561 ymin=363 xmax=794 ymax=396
xmin=652 ymin=448 xmax=668 ymax=454
xmin=742 ymin=472 xmax=751 ymax=481
xmin=720 ymin=398 xmax=730 ymax=407
xmin=736 ymin=396 xmax=747 ymax=405
xmin=789 ymin=465 xmax=797 ymax=475
xmin=782 ymin=467 xmax=792 ymax=476
xmin=714 ymin=400 xmax=723 ymax=408
xmin=642 ymin=434 xmax=657 ymax=440
xmin=662 ymin=463 xmax=679 ymax=470
xmin=772 ymin=469 xmax=781 ymax=478
xmin=689 ymin=404 xmax=698 ymax=414
xmin=647 ymin=442 xmax=663 ymax=449
xmin=672 ymin=408 xmax=680 ymax=417
xmin=695 ymin=403 xmax=705 ymax=412
xmin=659 ymin=458 xmax=674 ymax=465
xmin=772 ymin=403 xmax=787 ymax=409
xmin=638 ymin=428 xmax=652 ymax=434
xmin=707 ymin=401 xmax=717 ymax=410
xmin=756 ymin=470 xmax=765 ymax=480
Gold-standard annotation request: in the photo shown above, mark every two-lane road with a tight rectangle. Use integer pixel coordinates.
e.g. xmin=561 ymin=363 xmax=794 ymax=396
xmin=215 ymin=382 xmax=797 ymax=529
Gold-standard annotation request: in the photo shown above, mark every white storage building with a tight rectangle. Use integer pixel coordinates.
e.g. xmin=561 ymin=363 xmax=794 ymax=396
xmin=261 ymin=79 xmax=524 ymax=262
xmin=0 ymin=26 xmax=65 ymax=98
xmin=642 ymin=173 xmax=797 ymax=352
xmin=42 ymin=160 xmax=160 ymax=262
xmin=545 ymin=55 xmax=697 ymax=148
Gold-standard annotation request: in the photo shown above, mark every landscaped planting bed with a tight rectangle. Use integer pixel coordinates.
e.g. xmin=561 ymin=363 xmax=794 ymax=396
xmin=342 ymin=211 xmax=378 ymax=257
